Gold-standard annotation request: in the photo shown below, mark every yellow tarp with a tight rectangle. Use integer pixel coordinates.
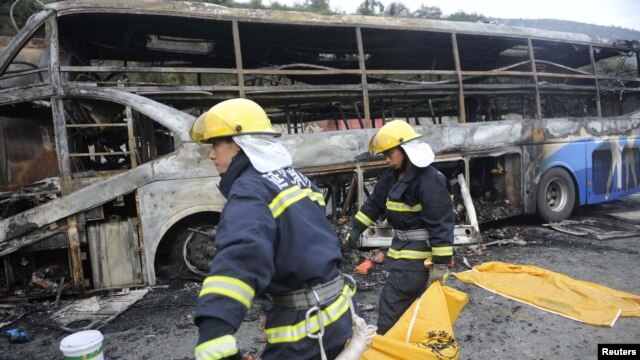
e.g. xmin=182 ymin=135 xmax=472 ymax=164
xmin=453 ymin=261 xmax=640 ymax=327
xmin=360 ymin=282 xmax=468 ymax=360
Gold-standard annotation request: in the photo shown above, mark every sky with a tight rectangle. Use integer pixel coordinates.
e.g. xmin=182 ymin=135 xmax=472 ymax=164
xmin=261 ymin=0 xmax=640 ymax=31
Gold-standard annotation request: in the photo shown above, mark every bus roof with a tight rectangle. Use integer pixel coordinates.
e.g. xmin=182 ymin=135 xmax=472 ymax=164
xmin=44 ymin=0 xmax=628 ymax=48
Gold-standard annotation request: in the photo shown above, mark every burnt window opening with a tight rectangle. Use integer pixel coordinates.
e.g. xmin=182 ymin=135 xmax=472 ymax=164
xmin=0 ymin=26 xmax=48 ymax=89
xmin=468 ymin=153 xmax=522 ymax=222
xmin=63 ymin=99 xmax=175 ymax=177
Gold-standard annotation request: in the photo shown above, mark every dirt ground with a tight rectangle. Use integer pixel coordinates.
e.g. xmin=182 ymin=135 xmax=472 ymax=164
xmin=1 ymin=197 xmax=639 ymax=359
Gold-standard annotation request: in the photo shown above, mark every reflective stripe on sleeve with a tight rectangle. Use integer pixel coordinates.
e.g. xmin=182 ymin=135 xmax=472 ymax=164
xmin=387 ymin=248 xmax=432 ymax=260
xmin=264 ymin=285 xmax=354 ymax=344
xmin=306 ymin=189 xmax=326 ymax=206
xmin=194 ymin=335 xmax=238 ymax=360
xmin=432 ymin=246 xmax=454 ymax=257
xmin=355 ymin=211 xmax=375 ymax=227
xmin=269 ymin=186 xmax=325 ymax=218
xmin=199 ymin=276 xmax=255 ymax=309
xmin=386 ymin=199 xmax=422 ymax=212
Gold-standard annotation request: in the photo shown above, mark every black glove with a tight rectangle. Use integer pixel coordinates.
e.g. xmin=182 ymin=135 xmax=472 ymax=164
xmin=345 ymin=228 xmax=361 ymax=249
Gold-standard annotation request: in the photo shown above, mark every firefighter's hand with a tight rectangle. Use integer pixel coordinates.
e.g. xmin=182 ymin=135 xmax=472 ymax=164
xmin=428 ymin=263 xmax=450 ymax=285
xmin=345 ymin=229 xmax=361 ymax=250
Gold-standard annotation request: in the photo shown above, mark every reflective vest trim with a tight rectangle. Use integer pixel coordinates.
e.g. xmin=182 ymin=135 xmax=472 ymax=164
xmin=308 ymin=189 xmax=326 ymax=206
xmin=432 ymin=246 xmax=454 ymax=257
xmin=386 ymin=199 xmax=422 ymax=212
xmin=264 ymin=285 xmax=354 ymax=344
xmin=355 ymin=211 xmax=374 ymax=227
xmin=199 ymin=276 xmax=255 ymax=309
xmin=387 ymin=248 xmax=432 ymax=260
xmin=269 ymin=185 xmax=325 ymax=218
xmin=194 ymin=335 xmax=238 ymax=360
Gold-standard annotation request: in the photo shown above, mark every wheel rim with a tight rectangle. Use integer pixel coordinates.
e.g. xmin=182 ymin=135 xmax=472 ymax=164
xmin=545 ymin=178 xmax=568 ymax=212
xmin=182 ymin=227 xmax=216 ymax=276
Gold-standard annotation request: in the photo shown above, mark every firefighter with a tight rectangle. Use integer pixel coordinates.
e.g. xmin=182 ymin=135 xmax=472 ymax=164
xmin=191 ymin=98 xmax=354 ymax=360
xmin=346 ymin=120 xmax=454 ymax=335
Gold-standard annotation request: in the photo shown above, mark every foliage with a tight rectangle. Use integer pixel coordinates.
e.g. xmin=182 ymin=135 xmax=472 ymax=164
xmin=413 ymin=5 xmax=442 ymax=20
xmin=383 ymin=2 xmax=410 ymax=18
xmin=0 ymin=0 xmax=56 ymax=36
xmin=356 ymin=0 xmax=384 ymax=16
xmin=595 ymin=56 xmax=637 ymax=77
xmin=444 ymin=10 xmax=485 ymax=22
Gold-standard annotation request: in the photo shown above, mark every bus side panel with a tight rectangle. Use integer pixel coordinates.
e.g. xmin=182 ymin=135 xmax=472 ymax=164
xmin=540 ymin=141 xmax=588 ymax=206
xmin=586 ymin=136 xmax=640 ymax=204
xmin=138 ymin=176 xmax=224 ymax=286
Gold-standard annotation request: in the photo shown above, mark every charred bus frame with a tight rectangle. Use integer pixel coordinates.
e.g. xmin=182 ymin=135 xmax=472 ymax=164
xmin=1 ymin=1 xmax=639 ymax=299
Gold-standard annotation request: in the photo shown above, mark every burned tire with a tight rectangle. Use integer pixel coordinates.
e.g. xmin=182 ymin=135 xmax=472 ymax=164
xmin=536 ymin=167 xmax=576 ymax=222
xmin=171 ymin=225 xmax=216 ymax=278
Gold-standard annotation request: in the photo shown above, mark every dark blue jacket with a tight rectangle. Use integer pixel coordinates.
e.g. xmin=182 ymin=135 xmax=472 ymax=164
xmin=194 ymin=153 xmax=352 ymax=360
xmin=353 ymin=164 xmax=454 ymax=270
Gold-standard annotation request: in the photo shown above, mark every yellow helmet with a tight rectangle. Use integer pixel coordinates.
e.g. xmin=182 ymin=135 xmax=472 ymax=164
xmin=190 ymin=98 xmax=279 ymax=144
xmin=368 ymin=120 xmax=422 ymax=154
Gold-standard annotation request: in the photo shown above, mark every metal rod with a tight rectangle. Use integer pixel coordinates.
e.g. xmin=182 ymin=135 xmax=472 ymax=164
xmin=528 ymin=38 xmax=542 ymax=119
xmin=232 ymin=20 xmax=245 ymax=98
xmin=451 ymin=33 xmax=466 ymax=123
xmin=356 ymin=26 xmax=371 ymax=128
xmin=589 ymin=45 xmax=602 ymax=117
xmin=69 ymin=151 xmax=130 ymax=157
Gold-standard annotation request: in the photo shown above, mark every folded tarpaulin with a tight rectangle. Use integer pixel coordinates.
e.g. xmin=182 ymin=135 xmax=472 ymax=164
xmin=453 ymin=261 xmax=640 ymax=327
xmin=360 ymin=282 xmax=468 ymax=360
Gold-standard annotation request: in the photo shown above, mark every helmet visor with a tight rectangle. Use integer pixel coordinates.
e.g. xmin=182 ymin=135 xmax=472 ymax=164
xmin=189 ymin=113 xmax=208 ymax=144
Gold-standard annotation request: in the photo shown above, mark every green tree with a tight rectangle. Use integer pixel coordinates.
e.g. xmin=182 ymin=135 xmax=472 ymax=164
xmin=246 ymin=0 xmax=265 ymax=9
xmin=0 ymin=0 xmax=56 ymax=36
xmin=384 ymin=2 xmax=411 ymax=18
xmin=268 ymin=1 xmax=294 ymax=11
xmin=356 ymin=0 xmax=384 ymax=16
xmin=445 ymin=11 xmax=485 ymax=22
xmin=304 ymin=0 xmax=331 ymax=14
xmin=596 ymin=56 xmax=637 ymax=77
xmin=413 ymin=5 xmax=442 ymax=19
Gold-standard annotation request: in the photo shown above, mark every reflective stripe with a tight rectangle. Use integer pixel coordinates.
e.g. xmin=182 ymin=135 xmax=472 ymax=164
xmin=269 ymin=186 xmax=325 ymax=218
xmin=265 ymin=285 xmax=354 ymax=344
xmin=386 ymin=199 xmax=422 ymax=212
xmin=307 ymin=189 xmax=326 ymax=206
xmin=432 ymin=246 xmax=454 ymax=257
xmin=387 ymin=248 xmax=432 ymax=260
xmin=199 ymin=276 xmax=255 ymax=309
xmin=355 ymin=211 xmax=375 ymax=227
xmin=194 ymin=335 xmax=238 ymax=360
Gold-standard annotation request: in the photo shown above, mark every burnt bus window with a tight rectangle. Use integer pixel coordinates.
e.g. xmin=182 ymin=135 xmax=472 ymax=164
xmin=64 ymin=99 xmax=175 ymax=176
xmin=0 ymin=27 xmax=48 ymax=90
xmin=0 ymin=101 xmax=59 ymax=218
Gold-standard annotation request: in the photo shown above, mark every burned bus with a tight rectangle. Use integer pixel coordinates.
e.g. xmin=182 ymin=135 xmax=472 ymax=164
xmin=1 ymin=1 xmax=639 ymax=298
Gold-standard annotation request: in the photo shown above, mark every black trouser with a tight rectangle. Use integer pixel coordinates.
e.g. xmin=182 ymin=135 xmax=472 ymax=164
xmin=376 ymin=267 xmax=429 ymax=335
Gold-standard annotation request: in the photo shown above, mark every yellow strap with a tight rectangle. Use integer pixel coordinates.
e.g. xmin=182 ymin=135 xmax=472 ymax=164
xmin=386 ymin=199 xmax=422 ymax=212
xmin=264 ymin=286 xmax=354 ymax=344
xmin=199 ymin=276 xmax=255 ymax=309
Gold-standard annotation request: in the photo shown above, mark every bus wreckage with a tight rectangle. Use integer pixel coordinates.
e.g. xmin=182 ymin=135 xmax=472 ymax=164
xmin=1 ymin=1 xmax=639 ymax=301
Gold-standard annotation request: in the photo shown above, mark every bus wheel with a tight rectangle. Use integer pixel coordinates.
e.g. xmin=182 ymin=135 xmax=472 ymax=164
xmin=175 ymin=226 xmax=216 ymax=277
xmin=536 ymin=168 xmax=575 ymax=223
